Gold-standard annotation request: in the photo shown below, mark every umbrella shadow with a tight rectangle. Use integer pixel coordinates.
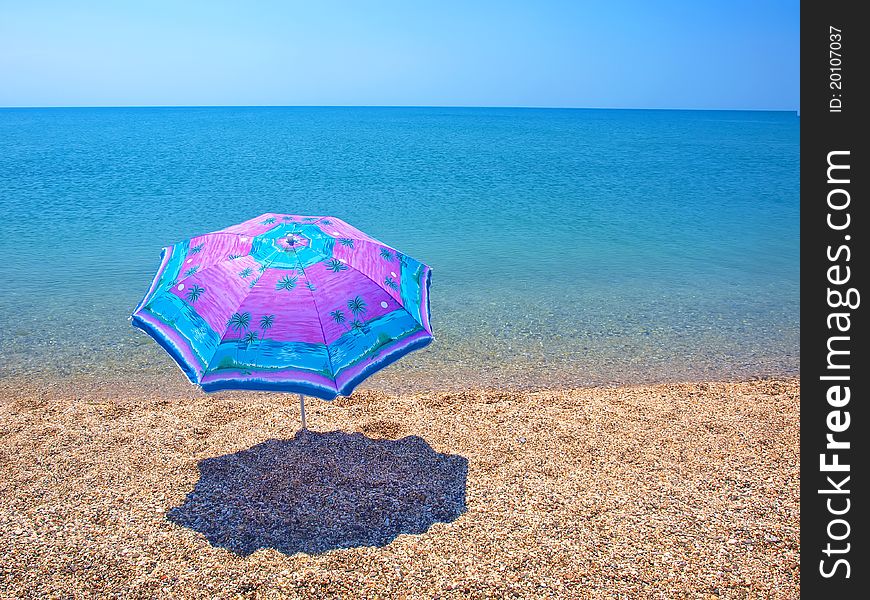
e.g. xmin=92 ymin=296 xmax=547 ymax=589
xmin=167 ymin=431 xmax=468 ymax=556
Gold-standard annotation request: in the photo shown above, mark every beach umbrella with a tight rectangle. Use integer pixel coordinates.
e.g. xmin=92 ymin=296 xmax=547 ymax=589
xmin=131 ymin=213 xmax=432 ymax=428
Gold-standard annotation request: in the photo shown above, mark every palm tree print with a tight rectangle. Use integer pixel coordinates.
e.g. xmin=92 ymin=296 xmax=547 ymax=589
xmin=351 ymin=320 xmax=365 ymax=331
xmin=380 ymin=248 xmax=393 ymax=261
xmin=184 ymin=266 xmax=199 ymax=277
xmin=228 ymin=254 xmax=242 ymax=260
xmin=282 ymin=215 xmax=294 ymax=221
xmin=262 ymin=217 xmax=277 ymax=224
xmin=330 ymin=309 xmax=346 ymax=325
xmin=320 ymin=219 xmax=332 ymax=225
xmin=239 ymin=267 xmax=253 ymax=278
xmin=338 ymin=238 xmax=354 ymax=248
xmin=227 ymin=312 xmax=251 ymax=331
xmin=253 ymin=314 xmax=274 ymax=363
xmin=384 ymin=277 xmax=398 ymax=290
xmin=276 ymin=274 xmax=298 ymax=291
xmin=243 ymin=331 xmax=258 ymax=346
xmin=326 ymin=258 xmax=348 ymax=272
xmin=258 ymin=263 xmax=268 ymax=272
xmin=191 ymin=243 xmax=204 ymax=254
xmin=348 ymin=296 xmax=367 ymax=317
xmin=306 ymin=281 xmax=316 ymax=291
xmin=185 ymin=285 xmax=205 ymax=302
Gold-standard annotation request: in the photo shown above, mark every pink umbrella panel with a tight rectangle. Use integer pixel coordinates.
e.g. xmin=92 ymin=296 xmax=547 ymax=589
xmin=131 ymin=213 xmax=433 ymax=400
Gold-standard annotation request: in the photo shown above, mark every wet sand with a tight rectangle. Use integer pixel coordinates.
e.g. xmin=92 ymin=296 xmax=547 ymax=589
xmin=0 ymin=376 xmax=799 ymax=599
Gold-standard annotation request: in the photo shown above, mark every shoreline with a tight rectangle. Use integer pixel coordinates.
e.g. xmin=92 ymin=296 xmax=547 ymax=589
xmin=1 ymin=377 xmax=799 ymax=598
xmin=0 ymin=365 xmax=801 ymax=400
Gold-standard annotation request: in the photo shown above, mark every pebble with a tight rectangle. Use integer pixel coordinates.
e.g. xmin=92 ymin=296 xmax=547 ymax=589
xmin=0 ymin=375 xmax=800 ymax=598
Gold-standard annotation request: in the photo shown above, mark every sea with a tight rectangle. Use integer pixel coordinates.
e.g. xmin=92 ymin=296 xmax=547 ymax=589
xmin=0 ymin=107 xmax=799 ymax=392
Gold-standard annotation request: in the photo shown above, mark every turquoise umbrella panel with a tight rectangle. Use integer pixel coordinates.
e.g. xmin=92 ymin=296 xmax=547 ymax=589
xmin=132 ymin=214 xmax=433 ymax=399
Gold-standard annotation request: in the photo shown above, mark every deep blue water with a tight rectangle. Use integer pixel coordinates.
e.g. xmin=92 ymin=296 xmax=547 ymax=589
xmin=0 ymin=107 xmax=799 ymax=390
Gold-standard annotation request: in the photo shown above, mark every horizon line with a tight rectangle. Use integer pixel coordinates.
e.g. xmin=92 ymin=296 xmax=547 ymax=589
xmin=0 ymin=103 xmax=799 ymax=113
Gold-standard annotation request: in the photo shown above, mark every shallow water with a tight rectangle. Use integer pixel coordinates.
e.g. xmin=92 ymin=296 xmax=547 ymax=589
xmin=0 ymin=107 xmax=799 ymax=390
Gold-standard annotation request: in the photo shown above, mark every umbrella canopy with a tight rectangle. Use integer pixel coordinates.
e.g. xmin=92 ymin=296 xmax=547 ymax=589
xmin=131 ymin=214 xmax=432 ymax=400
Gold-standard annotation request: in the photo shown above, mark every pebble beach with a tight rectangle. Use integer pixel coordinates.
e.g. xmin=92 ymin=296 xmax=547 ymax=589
xmin=1 ymin=376 xmax=799 ymax=599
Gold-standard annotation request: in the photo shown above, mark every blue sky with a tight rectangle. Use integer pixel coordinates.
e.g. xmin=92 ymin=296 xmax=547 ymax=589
xmin=0 ymin=0 xmax=799 ymax=109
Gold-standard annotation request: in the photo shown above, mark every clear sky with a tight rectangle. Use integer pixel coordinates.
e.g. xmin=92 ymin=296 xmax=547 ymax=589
xmin=0 ymin=0 xmax=799 ymax=110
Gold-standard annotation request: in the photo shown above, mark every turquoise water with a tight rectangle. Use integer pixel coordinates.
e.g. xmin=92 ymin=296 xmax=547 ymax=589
xmin=0 ymin=107 xmax=799 ymax=390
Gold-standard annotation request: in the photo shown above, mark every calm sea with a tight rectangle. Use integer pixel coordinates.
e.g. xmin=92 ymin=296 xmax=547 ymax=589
xmin=0 ymin=107 xmax=799 ymax=391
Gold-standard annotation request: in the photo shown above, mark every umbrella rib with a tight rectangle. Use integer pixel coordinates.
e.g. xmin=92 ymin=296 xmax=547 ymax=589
xmin=304 ymin=217 xmax=391 ymax=246
xmin=215 ymin=214 xmax=285 ymax=235
xmin=294 ymin=231 xmax=430 ymax=332
xmin=166 ymin=256 xmax=243 ymax=294
xmin=236 ymin=216 xmax=417 ymax=264
xmin=136 ymin=242 xmax=252 ymax=321
xmin=289 ymin=251 xmax=340 ymax=390
xmin=156 ymin=231 xmax=264 ymax=295
xmin=216 ymin=216 xmax=384 ymax=248
xmin=169 ymin=230 xmax=251 ymax=244
xmin=280 ymin=227 xmax=428 ymax=328
xmin=304 ymin=229 xmax=386 ymax=247
xmin=359 ymin=237 xmax=423 ymax=261
xmin=341 ymin=260 xmax=431 ymax=333
xmin=310 ymin=235 xmax=427 ymax=280
xmin=197 ymin=247 xmax=284 ymax=378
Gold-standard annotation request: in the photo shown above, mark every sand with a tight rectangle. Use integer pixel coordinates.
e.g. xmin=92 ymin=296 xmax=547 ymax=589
xmin=0 ymin=376 xmax=799 ymax=599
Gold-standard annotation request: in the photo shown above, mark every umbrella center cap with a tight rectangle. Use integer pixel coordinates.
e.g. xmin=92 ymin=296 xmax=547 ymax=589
xmin=272 ymin=233 xmax=311 ymax=253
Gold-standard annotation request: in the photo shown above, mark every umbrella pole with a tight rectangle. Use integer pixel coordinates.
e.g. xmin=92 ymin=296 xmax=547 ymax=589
xmin=299 ymin=394 xmax=307 ymax=430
